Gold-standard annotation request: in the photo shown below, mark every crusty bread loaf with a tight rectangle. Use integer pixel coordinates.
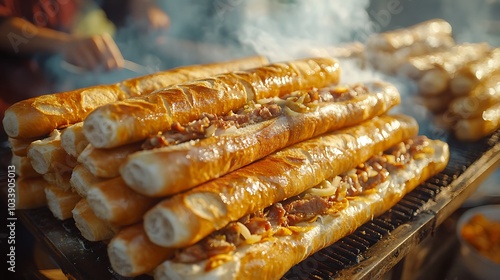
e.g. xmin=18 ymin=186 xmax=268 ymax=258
xmin=107 ymin=223 xmax=174 ymax=277
xmin=454 ymin=102 xmax=500 ymax=141
xmin=83 ymin=57 xmax=341 ymax=148
xmin=155 ymin=139 xmax=449 ymax=280
xmin=27 ymin=130 xmax=77 ymax=175
xmin=121 ymin=81 xmax=401 ymax=197
xmin=45 ymin=185 xmax=81 ymax=220
xmin=61 ymin=122 xmax=88 ymax=158
xmin=366 ymin=19 xmax=452 ymax=52
xmin=448 ymin=73 xmax=500 ymax=118
xmin=450 ymin=48 xmax=500 ymax=95
xmin=3 ymin=56 xmax=269 ymax=139
xmin=86 ymin=177 xmax=160 ymax=226
xmin=399 ymin=43 xmax=490 ymax=79
xmin=143 ymin=115 xmax=419 ymax=248
xmin=15 ymin=177 xmax=49 ymax=209
xmin=11 ymin=155 xmax=39 ymax=178
xmin=69 ymin=164 xmax=107 ymax=197
xmin=78 ymin=142 xmax=142 ymax=178
xmin=8 ymin=137 xmax=39 ymax=157
xmin=72 ymin=199 xmax=120 ymax=241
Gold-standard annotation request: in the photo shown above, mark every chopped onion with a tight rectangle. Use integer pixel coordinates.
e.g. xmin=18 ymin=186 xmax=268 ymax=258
xmin=236 ymin=222 xmax=262 ymax=244
xmin=205 ymin=124 xmax=217 ymax=137
xmin=217 ymin=125 xmax=238 ymax=136
xmin=306 ymin=176 xmax=341 ymax=197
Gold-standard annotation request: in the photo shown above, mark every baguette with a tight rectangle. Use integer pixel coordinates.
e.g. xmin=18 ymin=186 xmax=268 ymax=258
xmin=366 ymin=19 xmax=452 ymax=52
xmin=155 ymin=137 xmax=449 ymax=280
xmin=27 ymin=130 xmax=77 ymax=175
xmin=399 ymin=43 xmax=491 ymax=92
xmin=43 ymin=171 xmax=72 ymax=191
xmin=448 ymin=74 xmax=500 ymax=118
xmin=72 ymin=198 xmax=120 ymax=241
xmin=143 ymin=115 xmax=419 ymax=248
xmin=450 ymin=48 xmax=500 ymax=96
xmin=86 ymin=177 xmax=160 ymax=226
xmin=122 ymin=81 xmax=401 ymax=197
xmin=366 ymin=34 xmax=455 ymax=74
xmin=61 ymin=122 xmax=88 ymax=158
xmin=15 ymin=177 xmax=49 ymax=209
xmin=69 ymin=164 xmax=107 ymax=197
xmin=78 ymin=142 xmax=142 ymax=178
xmin=83 ymin=57 xmax=341 ymax=148
xmin=454 ymin=102 xmax=500 ymax=141
xmin=45 ymin=185 xmax=81 ymax=220
xmin=11 ymin=155 xmax=39 ymax=178
xmin=8 ymin=137 xmax=39 ymax=157
xmin=108 ymin=223 xmax=174 ymax=277
xmin=3 ymin=56 xmax=269 ymax=139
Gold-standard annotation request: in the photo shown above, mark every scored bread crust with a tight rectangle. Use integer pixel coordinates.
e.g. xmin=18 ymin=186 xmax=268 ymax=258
xmin=83 ymin=57 xmax=341 ymax=148
xmin=143 ymin=115 xmax=419 ymax=248
xmin=3 ymin=56 xmax=269 ymax=139
xmin=121 ymin=81 xmax=401 ymax=197
xmin=154 ymin=139 xmax=450 ymax=280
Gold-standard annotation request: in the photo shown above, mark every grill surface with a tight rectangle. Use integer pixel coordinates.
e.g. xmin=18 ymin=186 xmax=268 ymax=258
xmin=5 ymin=129 xmax=500 ymax=280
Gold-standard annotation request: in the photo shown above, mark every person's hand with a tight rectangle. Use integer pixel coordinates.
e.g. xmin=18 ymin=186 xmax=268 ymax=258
xmin=62 ymin=33 xmax=124 ymax=71
xmin=129 ymin=1 xmax=170 ymax=31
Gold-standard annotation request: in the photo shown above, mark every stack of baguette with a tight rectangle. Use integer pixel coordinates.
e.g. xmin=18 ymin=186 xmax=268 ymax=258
xmin=366 ymin=19 xmax=500 ymax=141
xmin=6 ymin=49 xmax=451 ymax=278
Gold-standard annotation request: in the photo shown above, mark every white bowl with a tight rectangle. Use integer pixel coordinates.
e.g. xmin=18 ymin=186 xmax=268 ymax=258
xmin=456 ymin=204 xmax=500 ymax=280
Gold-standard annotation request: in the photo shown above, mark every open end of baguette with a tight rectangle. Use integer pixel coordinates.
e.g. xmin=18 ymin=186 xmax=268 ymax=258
xmin=86 ymin=188 xmax=113 ymax=221
xmin=2 ymin=110 xmax=19 ymax=138
xmin=72 ymin=206 xmax=96 ymax=241
xmin=144 ymin=208 xmax=189 ymax=247
xmin=84 ymin=113 xmax=116 ymax=148
xmin=61 ymin=130 xmax=78 ymax=157
xmin=45 ymin=188 xmax=64 ymax=220
xmin=27 ymin=145 xmax=51 ymax=174
xmin=108 ymin=239 xmax=134 ymax=276
xmin=121 ymin=159 xmax=163 ymax=196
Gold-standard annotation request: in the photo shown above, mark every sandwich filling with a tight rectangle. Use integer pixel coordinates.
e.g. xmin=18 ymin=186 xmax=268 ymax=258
xmin=171 ymin=136 xmax=435 ymax=271
xmin=142 ymin=84 xmax=371 ymax=150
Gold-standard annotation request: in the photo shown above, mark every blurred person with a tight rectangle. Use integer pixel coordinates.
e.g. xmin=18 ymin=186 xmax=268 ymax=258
xmin=0 ymin=0 xmax=169 ymax=121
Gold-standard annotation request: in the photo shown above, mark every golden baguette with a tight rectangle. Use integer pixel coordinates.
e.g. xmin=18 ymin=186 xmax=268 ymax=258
xmin=11 ymin=155 xmax=39 ymax=178
xmin=86 ymin=177 xmax=160 ymax=226
xmin=61 ymin=122 xmax=88 ymax=158
xmin=78 ymin=142 xmax=142 ymax=178
xmin=454 ymin=102 xmax=500 ymax=141
xmin=108 ymin=223 xmax=174 ymax=277
xmin=448 ymin=74 xmax=500 ymax=118
xmin=70 ymin=164 xmax=107 ymax=197
xmin=83 ymin=57 xmax=341 ymax=148
xmin=45 ymin=185 xmax=81 ymax=220
xmin=27 ymin=130 xmax=77 ymax=175
xmin=121 ymin=81 xmax=401 ymax=197
xmin=15 ymin=177 xmax=49 ymax=209
xmin=143 ymin=115 xmax=419 ymax=248
xmin=72 ymin=199 xmax=120 ymax=241
xmin=3 ymin=56 xmax=269 ymax=139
